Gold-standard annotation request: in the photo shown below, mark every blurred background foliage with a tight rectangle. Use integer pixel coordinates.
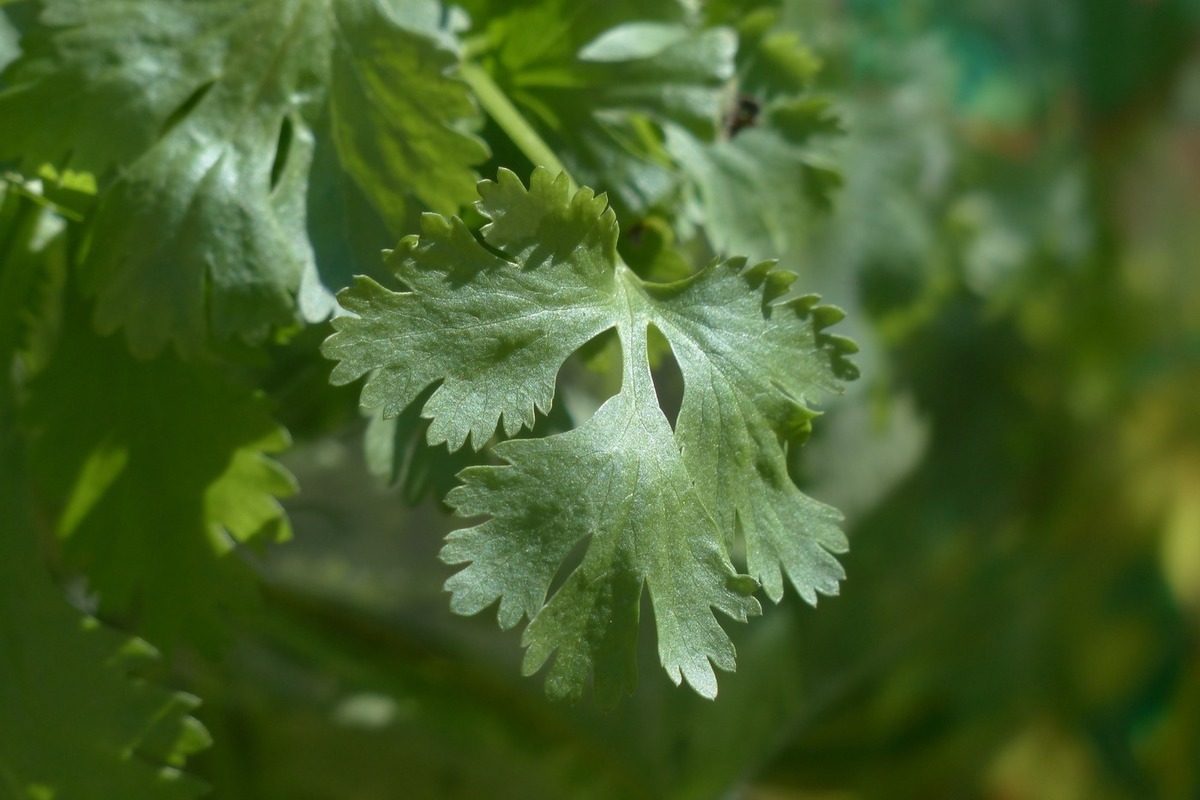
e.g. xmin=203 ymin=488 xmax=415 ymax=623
xmin=195 ymin=1 xmax=1200 ymax=797
xmin=4 ymin=0 xmax=1200 ymax=796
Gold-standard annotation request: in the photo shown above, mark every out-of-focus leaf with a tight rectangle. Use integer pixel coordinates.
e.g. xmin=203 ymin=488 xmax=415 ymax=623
xmin=668 ymin=96 xmax=842 ymax=261
xmin=0 ymin=225 xmax=208 ymax=796
xmin=0 ymin=515 xmax=211 ymax=799
xmin=0 ymin=9 xmax=18 ymax=71
xmin=26 ymin=306 xmax=296 ymax=650
xmin=466 ymin=0 xmax=733 ymax=218
xmin=363 ymin=384 xmax=484 ymax=507
xmin=0 ymin=0 xmax=485 ymax=356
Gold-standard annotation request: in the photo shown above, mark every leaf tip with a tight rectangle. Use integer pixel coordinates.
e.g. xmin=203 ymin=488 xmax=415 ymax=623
xmin=685 ymin=661 xmax=720 ymax=700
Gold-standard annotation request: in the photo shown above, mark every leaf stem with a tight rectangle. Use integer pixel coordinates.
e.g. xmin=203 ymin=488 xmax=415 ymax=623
xmin=2 ymin=172 xmax=84 ymax=222
xmin=459 ymin=62 xmax=577 ymax=191
xmin=460 ymin=32 xmax=494 ymax=62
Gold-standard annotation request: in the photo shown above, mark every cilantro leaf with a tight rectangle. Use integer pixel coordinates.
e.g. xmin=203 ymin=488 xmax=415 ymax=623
xmin=363 ymin=381 xmax=575 ymax=507
xmin=26 ymin=309 xmax=296 ymax=650
xmin=363 ymin=389 xmax=484 ymax=507
xmin=0 ymin=9 xmax=17 ymax=73
xmin=463 ymin=3 xmax=843 ymax=259
xmin=0 ymin=0 xmax=485 ymax=356
xmin=323 ymin=168 xmax=855 ymax=701
xmin=562 ymin=22 xmax=736 ymax=215
xmin=2 ymin=344 xmax=208 ymax=796
xmin=667 ymin=21 xmax=845 ymax=261
xmin=460 ymin=0 xmax=694 ymax=71
xmin=329 ymin=0 xmax=488 ymax=229
xmin=0 ymin=518 xmax=210 ymax=799
xmin=467 ymin=1 xmax=734 ymax=217
xmin=668 ymin=96 xmax=843 ymax=262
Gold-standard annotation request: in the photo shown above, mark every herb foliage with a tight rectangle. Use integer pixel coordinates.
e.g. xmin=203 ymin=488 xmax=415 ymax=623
xmin=0 ymin=0 xmax=855 ymax=791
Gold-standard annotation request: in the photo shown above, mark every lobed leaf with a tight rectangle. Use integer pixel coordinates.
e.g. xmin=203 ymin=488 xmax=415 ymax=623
xmin=324 ymin=168 xmax=856 ymax=701
xmin=25 ymin=309 xmax=296 ymax=650
xmin=1 ymin=341 xmax=208 ymax=798
xmin=668 ymin=25 xmax=846 ymax=261
xmin=462 ymin=3 xmax=844 ymax=258
xmin=0 ymin=0 xmax=486 ymax=356
xmin=465 ymin=0 xmax=734 ymax=218
xmin=0 ymin=523 xmax=211 ymax=799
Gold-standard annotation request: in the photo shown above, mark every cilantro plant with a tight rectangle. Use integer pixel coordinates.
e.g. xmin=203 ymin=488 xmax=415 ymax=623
xmin=0 ymin=0 xmax=855 ymax=793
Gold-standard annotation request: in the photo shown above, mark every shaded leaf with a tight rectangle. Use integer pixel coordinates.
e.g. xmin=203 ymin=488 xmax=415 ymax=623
xmin=467 ymin=0 xmax=733 ymax=218
xmin=0 ymin=523 xmax=211 ymax=800
xmin=668 ymin=23 xmax=844 ymax=261
xmin=1 ymin=282 xmax=208 ymax=796
xmin=0 ymin=0 xmax=485 ymax=355
xmin=26 ymin=308 xmax=296 ymax=650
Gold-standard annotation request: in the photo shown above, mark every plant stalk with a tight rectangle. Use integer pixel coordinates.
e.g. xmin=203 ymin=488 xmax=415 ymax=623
xmin=459 ymin=62 xmax=577 ymax=191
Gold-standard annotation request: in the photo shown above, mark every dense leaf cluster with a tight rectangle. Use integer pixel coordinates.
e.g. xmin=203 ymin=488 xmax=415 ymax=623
xmin=1 ymin=0 xmax=852 ymax=794
xmin=6 ymin=0 xmax=1194 ymax=797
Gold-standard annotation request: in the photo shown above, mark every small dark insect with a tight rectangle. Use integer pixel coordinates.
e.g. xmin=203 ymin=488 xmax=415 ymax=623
xmin=724 ymin=94 xmax=762 ymax=137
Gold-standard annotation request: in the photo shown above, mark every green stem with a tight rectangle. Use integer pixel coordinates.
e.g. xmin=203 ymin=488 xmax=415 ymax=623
xmin=460 ymin=32 xmax=494 ymax=62
xmin=2 ymin=172 xmax=84 ymax=222
xmin=459 ymin=62 xmax=577 ymax=191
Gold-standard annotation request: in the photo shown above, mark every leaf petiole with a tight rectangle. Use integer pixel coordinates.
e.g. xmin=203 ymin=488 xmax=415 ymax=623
xmin=459 ymin=62 xmax=577 ymax=192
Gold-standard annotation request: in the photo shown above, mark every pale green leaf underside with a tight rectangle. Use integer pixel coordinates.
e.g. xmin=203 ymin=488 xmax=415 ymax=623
xmin=324 ymin=168 xmax=856 ymax=701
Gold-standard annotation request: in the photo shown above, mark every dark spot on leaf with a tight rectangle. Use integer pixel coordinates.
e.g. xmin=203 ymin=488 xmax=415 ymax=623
xmin=724 ymin=94 xmax=762 ymax=138
xmin=627 ymin=222 xmax=645 ymax=246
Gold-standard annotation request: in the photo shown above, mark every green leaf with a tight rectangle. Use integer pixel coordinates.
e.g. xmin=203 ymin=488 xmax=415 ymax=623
xmin=0 ymin=530 xmax=211 ymax=799
xmin=1 ymin=327 xmax=208 ymax=798
xmin=0 ymin=9 xmax=18 ymax=73
xmin=468 ymin=1 xmax=734 ymax=217
xmin=329 ymin=0 xmax=488 ymax=230
xmin=364 ymin=379 xmax=577 ymax=506
xmin=0 ymin=0 xmax=485 ymax=356
xmin=667 ymin=96 xmax=843 ymax=262
xmin=666 ymin=21 xmax=845 ymax=261
xmin=363 ymin=385 xmax=484 ymax=507
xmin=323 ymin=168 xmax=856 ymax=702
xmin=0 ymin=181 xmax=58 ymax=363
xmin=461 ymin=0 xmax=694 ymax=67
xmin=26 ymin=309 xmax=296 ymax=650
xmin=464 ymin=3 xmax=843 ymax=259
